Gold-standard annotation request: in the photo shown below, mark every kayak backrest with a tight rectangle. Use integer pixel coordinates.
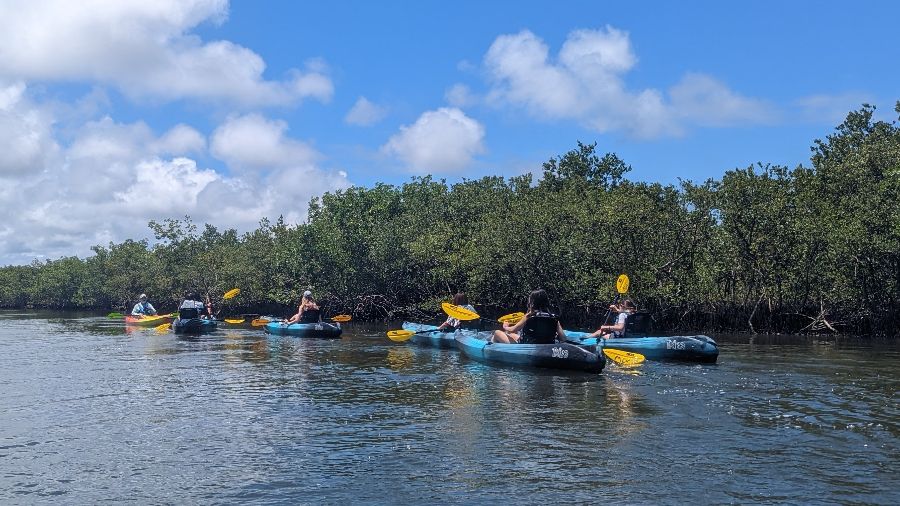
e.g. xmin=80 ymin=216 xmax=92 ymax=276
xmin=300 ymin=308 xmax=321 ymax=323
xmin=179 ymin=307 xmax=200 ymax=319
xmin=624 ymin=312 xmax=651 ymax=337
xmin=520 ymin=313 xmax=559 ymax=344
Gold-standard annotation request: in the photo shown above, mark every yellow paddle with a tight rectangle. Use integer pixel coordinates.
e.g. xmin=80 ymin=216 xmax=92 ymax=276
xmin=497 ymin=312 xmax=525 ymax=324
xmin=441 ymin=302 xmax=480 ymax=321
xmin=223 ymin=288 xmax=240 ymax=299
xmin=386 ymin=329 xmax=426 ymax=342
xmin=602 ymin=348 xmax=645 ymax=366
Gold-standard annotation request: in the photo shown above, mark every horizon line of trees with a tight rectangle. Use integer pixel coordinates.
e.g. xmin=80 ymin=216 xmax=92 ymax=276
xmin=1 ymin=103 xmax=898 ymax=336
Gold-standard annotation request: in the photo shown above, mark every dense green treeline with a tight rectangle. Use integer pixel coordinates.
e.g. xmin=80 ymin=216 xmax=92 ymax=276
xmin=1 ymin=104 xmax=898 ymax=336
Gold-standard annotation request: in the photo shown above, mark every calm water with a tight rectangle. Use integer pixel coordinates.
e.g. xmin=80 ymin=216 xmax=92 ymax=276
xmin=0 ymin=311 xmax=897 ymax=505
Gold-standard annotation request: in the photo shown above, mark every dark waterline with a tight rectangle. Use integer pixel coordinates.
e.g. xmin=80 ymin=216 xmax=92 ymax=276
xmin=0 ymin=311 xmax=897 ymax=504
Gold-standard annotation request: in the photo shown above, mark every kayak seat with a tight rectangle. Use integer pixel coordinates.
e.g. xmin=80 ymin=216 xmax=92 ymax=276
xmin=624 ymin=312 xmax=651 ymax=337
xmin=299 ymin=308 xmax=321 ymax=323
xmin=520 ymin=313 xmax=559 ymax=344
xmin=179 ymin=307 xmax=200 ymax=319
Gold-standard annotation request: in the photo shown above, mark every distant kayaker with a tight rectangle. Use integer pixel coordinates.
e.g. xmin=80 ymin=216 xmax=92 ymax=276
xmin=284 ymin=290 xmax=321 ymax=324
xmin=179 ymin=292 xmax=210 ymax=320
xmin=131 ymin=294 xmax=157 ymax=316
xmin=437 ymin=292 xmax=476 ymax=331
xmin=588 ymin=299 xmax=636 ymax=339
xmin=491 ymin=289 xmax=566 ymax=344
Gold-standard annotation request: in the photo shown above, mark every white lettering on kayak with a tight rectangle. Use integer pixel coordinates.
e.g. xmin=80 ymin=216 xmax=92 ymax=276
xmin=552 ymin=347 xmax=569 ymax=359
xmin=666 ymin=340 xmax=686 ymax=350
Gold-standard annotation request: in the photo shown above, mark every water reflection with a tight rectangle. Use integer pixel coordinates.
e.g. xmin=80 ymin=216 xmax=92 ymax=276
xmin=0 ymin=313 xmax=897 ymax=504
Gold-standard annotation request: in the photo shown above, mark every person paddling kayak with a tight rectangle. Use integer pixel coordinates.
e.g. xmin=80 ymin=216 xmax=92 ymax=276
xmin=587 ymin=299 xmax=637 ymax=339
xmin=284 ymin=290 xmax=322 ymax=324
xmin=179 ymin=291 xmax=211 ymax=320
xmin=491 ymin=289 xmax=566 ymax=344
xmin=131 ymin=294 xmax=157 ymax=316
xmin=437 ymin=292 xmax=476 ymax=331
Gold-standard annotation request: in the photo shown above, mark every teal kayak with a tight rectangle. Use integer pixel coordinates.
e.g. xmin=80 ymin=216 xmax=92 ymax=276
xmin=400 ymin=322 xmax=458 ymax=348
xmin=264 ymin=321 xmax=342 ymax=338
xmin=172 ymin=318 xmax=217 ymax=334
xmin=565 ymin=331 xmax=719 ymax=363
xmin=455 ymin=331 xmax=605 ymax=373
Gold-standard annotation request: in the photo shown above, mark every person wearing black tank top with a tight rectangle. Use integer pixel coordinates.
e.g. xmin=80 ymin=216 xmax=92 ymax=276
xmin=284 ymin=290 xmax=322 ymax=324
xmin=491 ymin=289 xmax=566 ymax=344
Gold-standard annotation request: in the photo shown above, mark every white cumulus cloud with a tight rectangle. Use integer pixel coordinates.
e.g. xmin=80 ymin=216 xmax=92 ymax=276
xmin=0 ymin=0 xmax=333 ymax=106
xmin=483 ymin=27 xmax=773 ymax=138
xmin=0 ymin=81 xmax=60 ymax=176
xmin=345 ymin=97 xmax=387 ymax=126
xmin=210 ymin=114 xmax=320 ymax=174
xmin=0 ymin=91 xmax=350 ymax=265
xmin=382 ymin=107 xmax=485 ymax=174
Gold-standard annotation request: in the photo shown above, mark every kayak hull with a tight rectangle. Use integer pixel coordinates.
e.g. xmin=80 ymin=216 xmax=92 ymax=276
xmin=124 ymin=314 xmax=173 ymax=327
xmin=565 ymin=332 xmax=719 ymax=363
xmin=401 ymin=322 xmax=457 ymax=349
xmin=264 ymin=321 xmax=342 ymax=338
xmin=172 ymin=318 xmax=218 ymax=334
xmin=455 ymin=332 xmax=605 ymax=373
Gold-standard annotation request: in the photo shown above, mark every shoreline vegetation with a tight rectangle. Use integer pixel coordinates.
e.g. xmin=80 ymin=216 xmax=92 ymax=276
xmin=1 ymin=104 xmax=898 ymax=337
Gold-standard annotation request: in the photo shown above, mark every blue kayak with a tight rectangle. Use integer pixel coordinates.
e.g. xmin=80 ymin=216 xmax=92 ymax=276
xmin=264 ymin=321 xmax=342 ymax=338
xmin=455 ymin=331 xmax=605 ymax=373
xmin=565 ymin=331 xmax=719 ymax=363
xmin=172 ymin=318 xmax=217 ymax=334
xmin=401 ymin=322 xmax=458 ymax=348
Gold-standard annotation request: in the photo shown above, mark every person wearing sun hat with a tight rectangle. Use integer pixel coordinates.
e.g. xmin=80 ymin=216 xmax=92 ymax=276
xmin=284 ymin=289 xmax=322 ymax=324
xmin=131 ymin=293 xmax=158 ymax=316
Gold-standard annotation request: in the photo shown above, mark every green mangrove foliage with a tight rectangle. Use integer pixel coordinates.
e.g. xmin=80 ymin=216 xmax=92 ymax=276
xmin=0 ymin=104 xmax=897 ymax=336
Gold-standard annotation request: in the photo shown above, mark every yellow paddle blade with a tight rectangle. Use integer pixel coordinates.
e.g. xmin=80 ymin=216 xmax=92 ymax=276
xmin=223 ymin=288 xmax=240 ymax=299
xmin=155 ymin=322 xmax=172 ymax=332
xmin=251 ymin=318 xmax=270 ymax=327
xmin=603 ymin=348 xmax=645 ymax=366
xmin=386 ymin=329 xmax=414 ymax=342
xmin=441 ymin=302 xmax=480 ymax=321
xmin=330 ymin=314 xmax=352 ymax=322
xmin=498 ymin=312 xmax=525 ymax=324
xmin=224 ymin=318 xmax=244 ymax=324
xmin=616 ymin=274 xmax=630 ymax=294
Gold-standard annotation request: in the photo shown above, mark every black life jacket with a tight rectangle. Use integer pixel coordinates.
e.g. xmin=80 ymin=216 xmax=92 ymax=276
xmin=299 ymin=308 xmax=321 ymax=323
xmin=519 ymin=312 xmax=559 ymax=344
xmin=179 ymin=307 xmax=200 ymax=319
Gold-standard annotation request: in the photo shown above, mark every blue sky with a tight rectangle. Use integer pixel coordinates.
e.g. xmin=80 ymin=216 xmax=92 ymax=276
xmin=0 ymin=0 xmax=897 ymax=265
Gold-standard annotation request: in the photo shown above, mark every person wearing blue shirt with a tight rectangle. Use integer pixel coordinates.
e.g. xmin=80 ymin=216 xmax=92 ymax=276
xmin=131 ymin=294 xmax=157 ymax=316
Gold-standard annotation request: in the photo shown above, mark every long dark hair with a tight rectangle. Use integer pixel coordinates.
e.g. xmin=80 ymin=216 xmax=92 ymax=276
xmin=452 ymin=292 xmax=469 ymax=306
xmin=527 ymin=289 xmax=551 ymax=313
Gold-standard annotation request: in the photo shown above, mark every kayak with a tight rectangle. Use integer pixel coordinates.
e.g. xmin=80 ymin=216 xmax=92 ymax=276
xmin=172 ymin=318 xmax=218 ymax=334
xmin=264 ymin=321 xmax=342 ymax=338
xmin=400 ymin=322 xmax=458 ymax=348
xmin=124 ymin=314 xmax=174 ymax=327
xmin=565 ymin=331 xmax=719 ymax=363
xmin=455 ymin=331 xmax=605 ymax=373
